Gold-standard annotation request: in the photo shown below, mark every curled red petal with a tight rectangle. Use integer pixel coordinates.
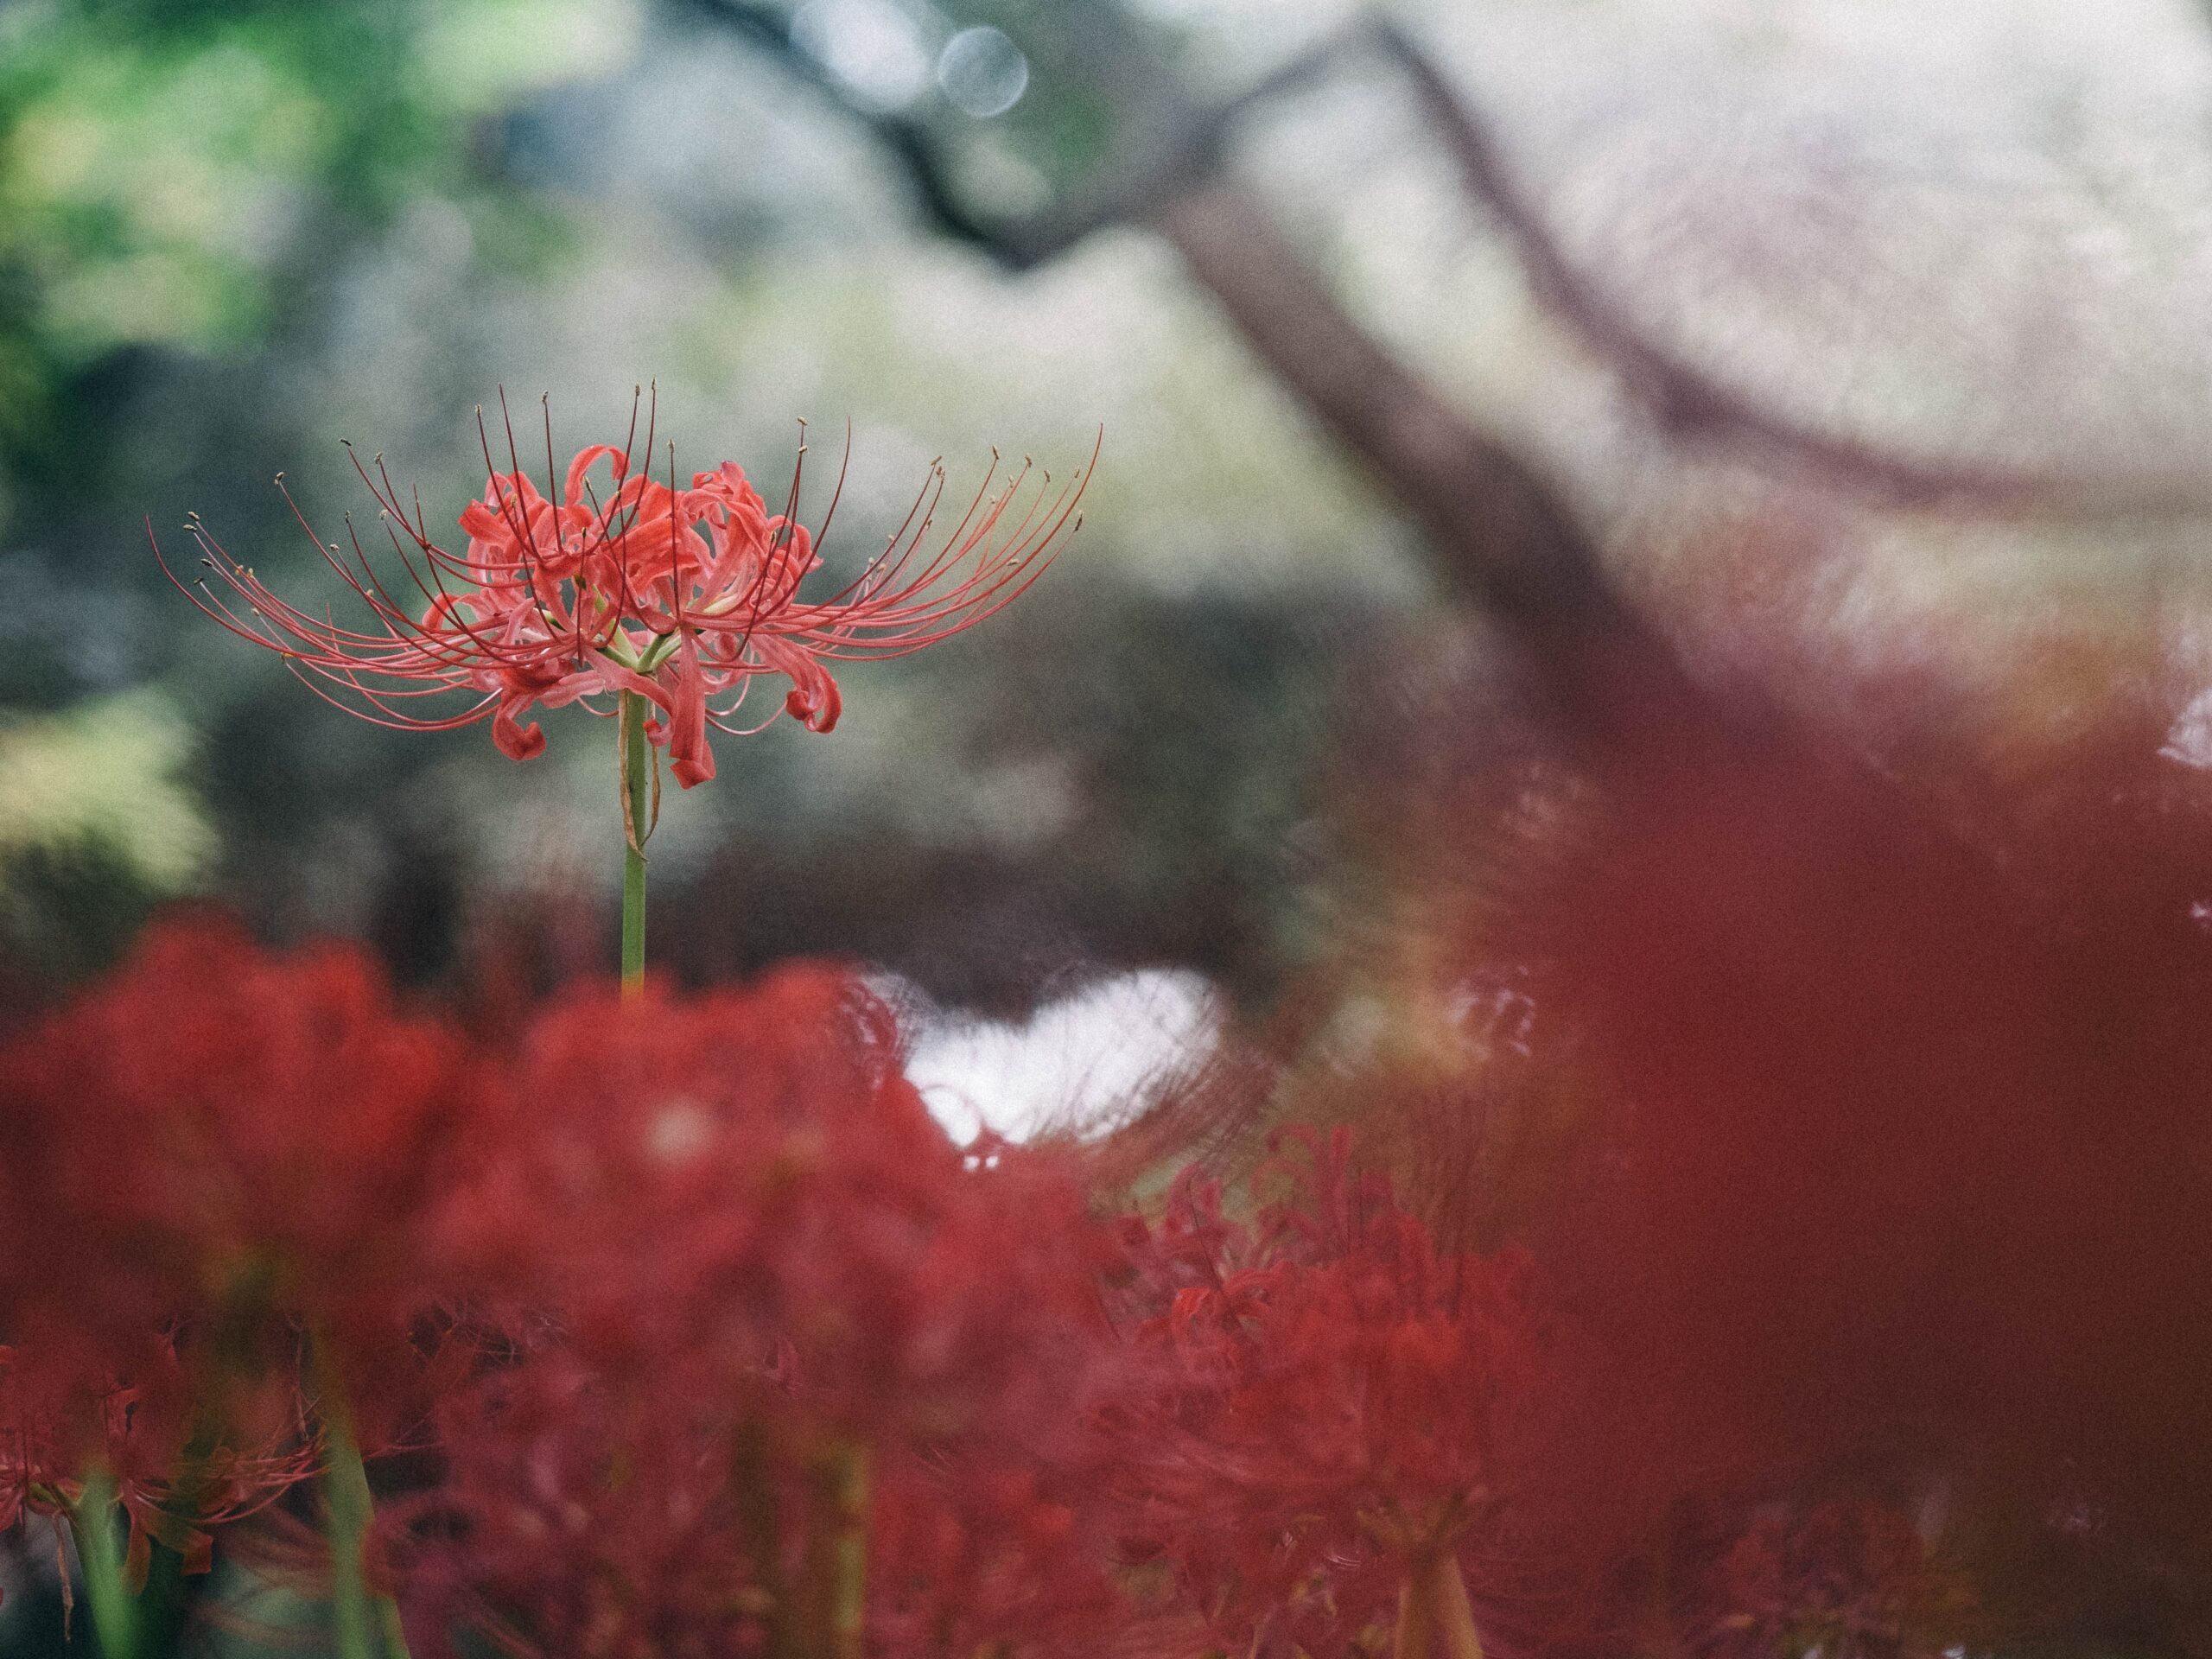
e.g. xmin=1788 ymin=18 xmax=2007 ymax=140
xmin=493 ymin=696 xmax=546 ymax=761
xmin=755 ymin=638 xmax=842 ymax=734
xmin=666 ymin=636 xmax=715 ymax=788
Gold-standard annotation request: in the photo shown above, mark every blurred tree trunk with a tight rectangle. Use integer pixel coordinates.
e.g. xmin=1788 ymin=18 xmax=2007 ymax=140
xmin=1146 ymin=174 xmax=1711 ymax=751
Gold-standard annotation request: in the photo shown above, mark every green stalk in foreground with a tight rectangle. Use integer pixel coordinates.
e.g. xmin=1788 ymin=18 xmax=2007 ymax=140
xmin=618 ymin=688 xmax=655 ymax=998
xmin=67 ymin=1472 xmax=141 ymax=1659
xmin=802 ymin=1444 xmax=870 ymax=1659
xmin=323 ymin=1396 xmax=411 ymax=1659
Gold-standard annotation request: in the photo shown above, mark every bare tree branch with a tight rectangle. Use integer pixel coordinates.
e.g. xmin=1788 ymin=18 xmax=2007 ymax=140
xmin=675 ymin=0 xmax=1709 ymax=746
xmin=1144 ymin=179 xmax=1590 ymax=623
xmin=1364 ymin=18 xmax=2212 ymax=518
xmin=686 ymin=0 xmax=2210 ymax=520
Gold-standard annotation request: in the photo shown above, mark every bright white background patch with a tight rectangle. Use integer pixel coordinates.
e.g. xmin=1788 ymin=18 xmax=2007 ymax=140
xmin=2164 ymin=687 xmax=2212 ymax=768
xmin=791 ymin=0 xmax=931 ymax=112
xmin=895 ymin=969 xmax=1224 ymax=1145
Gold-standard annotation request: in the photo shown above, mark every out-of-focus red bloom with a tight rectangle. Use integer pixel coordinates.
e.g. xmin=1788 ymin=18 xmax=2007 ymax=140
xmin=1308 ymin=615 xmax=2212 ymax=1643
xmin=443 ymin=965 xmax=939 ymax=1393
xmin=407 ymin=968 xmax=1127 ymax=1659
xmin=163 ymin=404 xmax=1091 ymax=786
xmin=0 ymin=1343 xmax=313 ymax=1596
xmin=1103 ymin=1128 xmax=1539 ymax=1659
xmin=443 ymin=969 xmax=1118 ymax=1440
xmin=403 ymin=1353 xmax=1124 ymax=1659
xmin=0 ymin=915 xmax=486 ymax=1611
xmin=1497 ymin=710 xmax=2212 ymax=1637
xmin=0 ymin=912 xmax=486 ymax=1443
xmin=870 ymin=1457 xmax=1122 ymax=1659
xmin=388 ymin=1337 xmax=766 ymax=1659
xmin=1697 ymin=1500 xmax=1972 ymax=1659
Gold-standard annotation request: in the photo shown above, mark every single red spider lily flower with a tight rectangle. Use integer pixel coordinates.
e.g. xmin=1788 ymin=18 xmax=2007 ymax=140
xmin=0 ymin=1344 xmax=316 ymax=1598
xmin=0 ymin=914 xmax=484 ymax=1422
xmin=158 ymin=393 xmax=1093 ymax=788
xmin=1103 ymin=1128 xmax=1541 ymax=1659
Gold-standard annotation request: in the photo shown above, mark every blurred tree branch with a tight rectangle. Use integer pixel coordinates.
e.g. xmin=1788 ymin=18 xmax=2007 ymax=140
xmin=686 ymin=3 xmax=2208 ymax=515
xmin=1362 ymin=20 xmax=2164 ymax=515
xmin=680 ymin=0 xmax=2195 ymax=746
xmin=681 ymin=0 xmax=1699 ymax=740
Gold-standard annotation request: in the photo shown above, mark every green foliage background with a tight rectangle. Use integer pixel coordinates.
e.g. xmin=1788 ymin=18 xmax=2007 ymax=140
xmin=0 ymin=0 xmax=1405 ymax=1014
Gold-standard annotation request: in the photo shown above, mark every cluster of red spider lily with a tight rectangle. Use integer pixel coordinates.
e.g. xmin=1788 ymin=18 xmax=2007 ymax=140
xmin=160 ymin=398 xmax=1088 ymax=789
xmin=0 ymin=918 xmax=1960 ymax=1659
xmin=37 ymin=411 xmax=1982 ymax=1650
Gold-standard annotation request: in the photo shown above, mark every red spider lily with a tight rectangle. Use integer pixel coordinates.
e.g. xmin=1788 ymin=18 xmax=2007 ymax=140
xmin=868 ymin=1459 xmax=1123 ymax=1659
xmin=400 ymin=1351 xmax=1125 ymax=1659
xmin=1698 ymin=1501 xmax=1974 ymax=1659
xmin=405 ymin=969 xmax=1128 ymax=1659
xmin=0 ymin=913 xmax=488 ymax=1446
xmin=0 ymin=1344 xmax=315 ymax=1597
xmin=160 ymin=396 xmax=1092 ymax=786
xmin=1319 ymin=610 xmax=2212 ymax=1643
xmin=385 ymin=1337 xmax=767 ymax=1659
xmin=1103 ymin=1128 xmax=1542 ymax=1659
xmin=439 ymin=969 xmax=1116 ymax=1440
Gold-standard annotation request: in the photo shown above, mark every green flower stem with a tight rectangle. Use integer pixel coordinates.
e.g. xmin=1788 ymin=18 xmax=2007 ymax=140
xmin=319 ymin=1371 xmax=411 ymax=1659
xmin=618 ymin=689 xmax=651 ymax=997
xmin=734 ymin=1417 xmax=792 ymax=1659
xmin=799 ymin=1444 xmax=870 ymax=1659
xmin=829 ymin=1446 xmax=870 ymax=1659
xmin=67 ymin=1471 xmax=140 ymax=1659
